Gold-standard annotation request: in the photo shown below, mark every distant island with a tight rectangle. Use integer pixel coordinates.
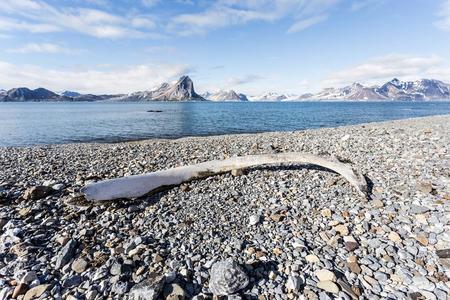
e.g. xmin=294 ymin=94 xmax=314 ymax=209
xmin=1 ymin=76 xmax=450 ymax=102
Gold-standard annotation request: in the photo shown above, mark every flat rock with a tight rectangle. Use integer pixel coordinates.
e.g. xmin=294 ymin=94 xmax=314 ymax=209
xmin=270 ymin=214 xmax=285 ymax=222
xmin=317 ymin=280 xmax=340 ymax=294
xmin=305 ymin=254 xmax=320 ymax=263
xmin=417 ymin=182 xmax=433 ymax=194
xmin=348 ymin=261 xmax=361 ymax=274
xmin=129 ymin=274 xmax=165 ymax=300
xmin=315 ymin=269 xmax=336 ymax=282
xmin=409 ymin=205 xmax=430 ymax=214
xmin=415 ymin=235 xmax=428 ymax=246
xmin=321 ymin=208 xmax=332 ymax=218
xmin=334 ymin=224 xmax=349 ymax=236
xmin=388 ymin=232 xmax=401 ymax=243
xmin=22 ymin=186 xmax=53 ymax=200
xmin=71 ymin=258 xmax=88 ymax=273
xmin=371 ymin=199 xmax=384 ymax=208
xmin=23 ymin=284 xmax=50 ymax=300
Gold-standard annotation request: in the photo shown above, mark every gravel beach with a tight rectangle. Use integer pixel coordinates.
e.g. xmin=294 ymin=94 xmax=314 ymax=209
xmin=0 ymin=115 xmax=449 ymax=300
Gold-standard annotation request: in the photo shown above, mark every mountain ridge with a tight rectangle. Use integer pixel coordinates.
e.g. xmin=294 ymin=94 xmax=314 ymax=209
xmin=202 ymin=90 xmax=248 ymax=101
xmin=1 ymin=77 xmax=450 ymax=102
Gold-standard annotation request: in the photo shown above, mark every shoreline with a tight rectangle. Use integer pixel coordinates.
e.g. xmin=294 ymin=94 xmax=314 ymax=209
xmin=0 ymin=114 xmax=449 ymax=299
xmin=2 ymin=113 xmax=450 ymax=149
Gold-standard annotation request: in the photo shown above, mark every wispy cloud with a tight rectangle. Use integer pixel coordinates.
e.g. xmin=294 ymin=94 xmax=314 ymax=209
xmin=0 ymin=0 xmax=162 ymax=39
xmin=169 ymin=0 xmax=339 ymax=35
xmin=226 ymin=74 xmax=264 ymax=86
xmin=322 ymin=54 xmax=447 ymax=87
xmin=0 ymin=16 xmax=60 ymax=33
xmin=287 ymin=14 xmax=328 ymax=33
xmin=435 ymin=0 xmax=450 ymax=31
xmin=0 ymin=0 xmax=388 ymax=39
xmin=0 ymin=61 xmax=191 ymax=94
xmin=6 ymin=43 xmax=78 ymax=54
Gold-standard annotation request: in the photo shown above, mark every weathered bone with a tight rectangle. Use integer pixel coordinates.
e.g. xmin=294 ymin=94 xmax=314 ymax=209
xmin=81 ymin=152 xmax=368 ymax=201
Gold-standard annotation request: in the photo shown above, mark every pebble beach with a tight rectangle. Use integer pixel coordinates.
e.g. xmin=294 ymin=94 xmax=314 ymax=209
xmin=0 ymin=115 xmax=449 ymax=299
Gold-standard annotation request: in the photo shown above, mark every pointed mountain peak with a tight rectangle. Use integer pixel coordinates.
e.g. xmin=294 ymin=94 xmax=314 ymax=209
xmin=389 ymin=78 xmax=401 ymax=85
xmin=177 ymin=75 xmax=193 ymax=85
xmin=129 ymin=75 xmax=204 ymax=101
xmin=351 ymin=82 xmax=363 ymax=88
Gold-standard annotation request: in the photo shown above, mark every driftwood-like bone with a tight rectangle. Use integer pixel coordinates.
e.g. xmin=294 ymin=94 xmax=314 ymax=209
xmin=81 ymin=152 xmax=368 ymax=202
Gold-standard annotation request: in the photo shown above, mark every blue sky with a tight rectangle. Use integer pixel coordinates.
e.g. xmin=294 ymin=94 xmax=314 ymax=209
xmin=0 ymin=0 xmax=450 ymax=95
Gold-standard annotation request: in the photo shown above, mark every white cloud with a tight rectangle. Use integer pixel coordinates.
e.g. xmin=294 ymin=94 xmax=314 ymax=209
xmin=169 ymin=0 xmax=339 ymax=35
xmin=0 ymin=16 xmax=61 ymax=33
xmin=435 ymin=0 xmax=450 ymax=31
xmin=0 ymin=0 xmax=160 ymax=39
xmin=226 ymin=74 xmax=264 ymax=86
xmin=6 ymin=43 xmax=76 ymax=54
xmin=322 ymin=54 xmax=448 ymax=87
xmin=287 ymin=14 xmax=328 ymax=33
xmin=0 ymin=61 xmax=191 ymax=94
xmin=131 ymin=16 xmax=156 ymax=29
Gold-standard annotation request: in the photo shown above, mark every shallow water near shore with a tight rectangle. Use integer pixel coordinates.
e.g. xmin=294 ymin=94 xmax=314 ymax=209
xmin=1 ymin=101 xmax=450 ymax=147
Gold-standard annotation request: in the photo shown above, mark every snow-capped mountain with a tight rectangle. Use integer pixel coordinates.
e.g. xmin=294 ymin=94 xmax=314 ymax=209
xmin=120 ymin=76 xmax=205 ymax=101
xmin=376 ymin=78 xmax=450 ymax=100
xmin=307 ymin=79 xmax=450 ymax=100
xmin=1 ymin=77 xmax=450 ymax=102
xmin=248 ymin=92 xmax=287 ymax=101
xmin=202 ymin=90 xmax=248 ymax=101
xmin=313 ymin=83 xmax=386 ymax=100
xmin=248 ymin=92 xmax=303 ymax=101
xmin=251 ymin=78 xmax=450 ymax=101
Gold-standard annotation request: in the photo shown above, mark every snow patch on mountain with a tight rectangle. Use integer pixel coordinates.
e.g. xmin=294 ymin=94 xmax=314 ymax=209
xmin=202 ymin=90 xmax=248 ymax=101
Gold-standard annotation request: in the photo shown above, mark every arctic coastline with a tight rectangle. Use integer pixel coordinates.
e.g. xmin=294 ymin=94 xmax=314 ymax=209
xmin=0 ymin=115 xmax=449 ymax=299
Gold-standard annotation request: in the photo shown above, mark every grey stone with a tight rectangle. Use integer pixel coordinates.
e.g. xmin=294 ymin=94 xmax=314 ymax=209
xmin=409 ymin=205 xmax=430 ymax=214
xmin=112 ymin=281 xmax=129 ymax=295
xmin=285 ymin=275 xmax=303 ymax=291
xmin=209 ymin=259 xmax=249 ymax=295
xmin=129 ymin=274 xmax=165 ymax=300
xmin=248 ymin=215 xmax=260 ymax=226
xmin=55 ymin=239 xmax=77 ymax=270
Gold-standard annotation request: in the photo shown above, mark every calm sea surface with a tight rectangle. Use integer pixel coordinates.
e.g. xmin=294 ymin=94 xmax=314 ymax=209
xmin=1 ymin=101 xmax=450 ymax=147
